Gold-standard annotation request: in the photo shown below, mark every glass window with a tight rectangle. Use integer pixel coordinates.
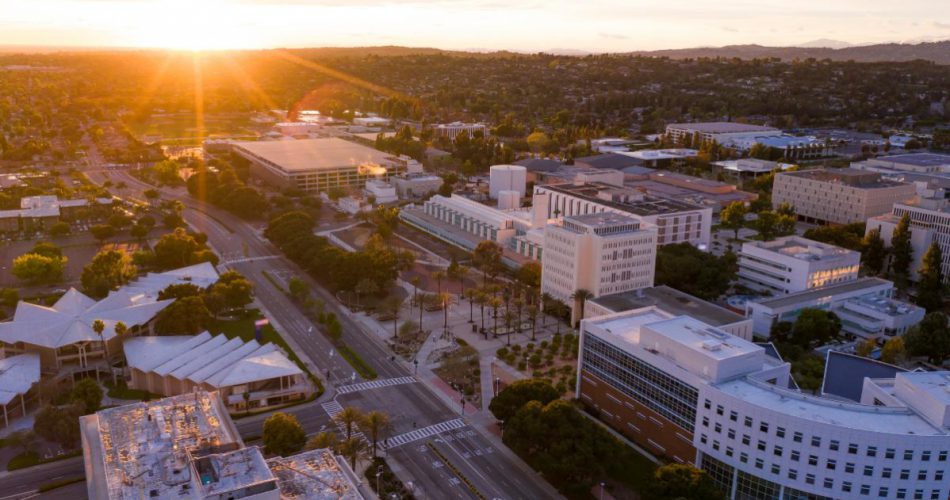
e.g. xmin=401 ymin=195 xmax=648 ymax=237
xmin=788 ymin=469 xmax=798 ymax=480
xmin=755 ymin=458 xmax=764 ymax=470
xmin=864 ymin=466 xmax=874 ymax=477
xmin=793 ymin=432 xmax=803 ymax=443
xmin=849 ymin=443 xmax=859 ymax=454
xmin=843 ymin=482 xmax=852 ymax=493
xmin=861 ymin=484 xmax=870 ymax=495
xmin=776 ymin=427 xmax=785 ymax=438
xmin=867 ymin=446 xmax=877 ymax=457
xmin=921 ymin=451 xmax=931 ymax=461
xmin=886 ymin=448 xmax=896 ymax=459
xmin=829 ymin=440 xmax=839 ymax=451
xmin=935 ymin=470 xmax=943 ymax=481
xmin=917 ymin=470 xmax=926 ymax=481
xmin=805 ymin=473 xmax=815 ymax=485
xmin=846 ymin=463 xmax=855 ymax=474
xmin=744 ymin=416 xmax=753 ymax=428
xmin=700 ymin=434 xmax=708 ymax=445
xmin=729 ymin=411 xmax=738 ymax=422
xmin=728 ymin=429 xmax=736 ymax=439
xmin=726 ymin=447 xmax=734 ymax=457
xmin=879 ymin=487 xmax=889 ymax=498
xmin=760 ymin=422 xmax=769 ymax=433
xmin=900 ymin=469 xmax=910 ymax=480
xmin=740 ymin=452 xmax=748 ymax=464
xmin=904 ymin=450 xmax=914 ymax=460
xmin=811 ymin=436 xmax=821 ymax=447
xmin=702 ymin=416 xmax=709 ymax=427
xmin=824 ymin=478 xmax=833 ymax=489
xmin=704 ymin=399 xmax=712 ymax=409
xmin=771 ymin=463 xmax=780 ymax=475
xmin=774 ymin=446 xmax=783 ymax=457
xmin=827 ymin=459 xmax=836 ymax=470
xmin=716 ymin=405 xmax=724 ymax=416
xmin=809 ymin=455 xmax=818 ymax=466
xmin=897 ymin=489 xmax=906 ymax=499
xmin=882 ymin=468 xmax=892 ymax=479
xmin=742 ymin=435 xmax=751 ymax=446
xmin=791 ymin=450 xmax=800 ymax=461
xmin=714 ymin=423 xmax=722 ymax=433
xmin=757 ymin=440 xmax=766 ymax=451
xmin=938 ymin=451 xmax=947 ymax=462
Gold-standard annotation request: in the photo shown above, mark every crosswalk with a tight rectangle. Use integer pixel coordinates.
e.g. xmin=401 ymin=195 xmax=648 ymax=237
xmin=382 ymin=418 xmax=466 ymax=450
xmin=320 ymin=400 xmax=368 ymax=441
xmin=336 ymin=376 xmax=418 ymax=395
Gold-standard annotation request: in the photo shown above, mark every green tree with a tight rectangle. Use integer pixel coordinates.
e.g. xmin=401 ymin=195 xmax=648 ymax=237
xmin=720 ymin=201 xmax=747 ymax=241
xmin=305 ymin=431 xmax=339 ymax=451
xmin=337 ymin=436 xmax=370 ymax=471
xmin=153 ymin=228 xmax=216 ymax=270
xmin=754 ymin=211 xmax=780 ymax=241
xmin=0 ymin=288 xmax=19 ymax=308
xmin=288 ymin=277 xmax=308 ymax=301
xmin=362 ymin=410 xmax=390 ymax=459
xmin=473 ymin=240 xmax=503 ymax=285
xmin=90 ymin=224 xmax=116 ymax=242
xmin=334 ymin=406 xmax=364 ymax=441
xmin=155 ymin=296 xmax=212 ymax=334
xmin=881 ymin=337 xmax=906 ymax=365
xmin=570 ymin=288 xmax=594 ymax=326
xmin=262 ymin=412 xmax=306 ymax=456
xmin=655 ymin=243 xmax=737 ymax=300
xmin=33 ymin=404 xmax=83 ymax=449
xmin=489 ymin=378 xmax=561 ymax=423
xmin=30 ymin=241 xmax=62 ymax=258
xmin=904 ymin=312 xmax=950 ymax=365
xmin=647 ymin=463 xmax=724 ymax=500
xmin=890 ymin=213 xmax=913 ymax=288
xmin=49 ymin=221 xmax=71 ymax=237
xmin=12 ymin=253 xmax=67 ymax=284
xmin=862 ymin=227 xmax=887 ymax=275
xmin=526 ymin=131 xmax=553 ymax=153
xmin=915 ymin=241 xmax=944 ymax=312
xmin=81 ymin=249 xmax=137 ymax=297
xmin=70 ymin=378 xmax=103 ymax=414
xmin=212 ymin=270 xmax=254 ymax=309
xmin=791 ymin=309 xmax=841 ymax=347
xmin=855 ymin=338 xmax=877 ymax=358
xmin=516 ymin=261 xmax=542 ymax=289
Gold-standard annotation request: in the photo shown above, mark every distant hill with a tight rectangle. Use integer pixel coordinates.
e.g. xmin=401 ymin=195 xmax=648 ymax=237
xmin=627 ymin=40 xmax=950 ymax=64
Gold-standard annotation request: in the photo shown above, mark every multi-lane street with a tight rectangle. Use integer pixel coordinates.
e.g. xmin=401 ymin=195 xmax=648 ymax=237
xmin=58 ymin=163 xmax=559 ymax=499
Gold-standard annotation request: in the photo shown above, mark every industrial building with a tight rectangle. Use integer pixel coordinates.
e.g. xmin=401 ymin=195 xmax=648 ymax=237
xmin=577 ymin=308 xmax=950 ymax=500
xmin=232 ymin=138 xmax=416 ymax=193
xmin=772 ymin=169 xmax=915 ymax=225
xmin=738 ymin=236 xmax=860 ymax=295
xmin=665 ymin=122 xmax=781 ymax=145
xmin=80 ymin=391 xmax=363 ymax=500
xmin=488 ymin=164 xmax=527 ymax=199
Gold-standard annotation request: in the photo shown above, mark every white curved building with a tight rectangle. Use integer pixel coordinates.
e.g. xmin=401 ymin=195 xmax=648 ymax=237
xmin=489 ymin=164 xmax=527 ymax=199
xmin=578 ymin=308 xmax=950 ymax=500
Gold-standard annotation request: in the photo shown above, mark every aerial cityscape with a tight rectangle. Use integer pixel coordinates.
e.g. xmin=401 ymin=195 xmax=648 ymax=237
xmin=1 ymin=1 xmax=950 ymax=499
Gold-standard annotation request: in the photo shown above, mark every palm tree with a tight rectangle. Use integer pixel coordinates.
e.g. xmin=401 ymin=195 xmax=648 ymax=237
xmin=306 ymin=431 xmax=339 ymax=451
xmin=527 ymin=304 xmax=539 ymax=341
xmin=439 ymin=292 xmax=451 ymax=332
xmin=334 ymin=406 xmax=364 ymax=441
xmin=410 ymin=276 xmax=421 ymax=310
xmin=338 ymin=436 xmax=369 ymax=471
xmin=382 ymin=295 xmax=402 ymax=339
xmin=503 ymin=311 xmax=516 ymax=346
xmin=432 ymin=270 xmax=445 ymax=296
xmin=489 ymin=296 xmax=502 ymax=339
xmin=114 ymin=321 xmax=128 ymax=338
xmin=464 ymin=288 xmax=477 ymax=323
xmin=417 ymin=292 xmax=427 ymax=335
xmin=540 ymin=292 xmax=553 ymax=329
xmin=454 ymin=264 xmax=470 ymax=302
xmin=570 ymin=289 xmax=594 ymax=328
xmin=92 ymin=319 xmax=107 ymax=361
xmin=362 ymin=411 xmax=390 ymax=458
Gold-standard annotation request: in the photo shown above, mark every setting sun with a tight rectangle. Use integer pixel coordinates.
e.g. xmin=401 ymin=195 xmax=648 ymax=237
xmin=125 ymin=0 xmax=256 ymax=50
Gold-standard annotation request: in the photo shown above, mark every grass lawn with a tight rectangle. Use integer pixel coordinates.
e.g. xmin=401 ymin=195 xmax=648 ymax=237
xmin=104 ymin=380 xmax=160 ymax=401
xmin=7 ymin=450 xmax=82 ymax=471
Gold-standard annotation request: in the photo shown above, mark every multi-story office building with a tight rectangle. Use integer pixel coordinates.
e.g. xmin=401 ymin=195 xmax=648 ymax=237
xmin=725 ymin=135 xmax=835 ymax=160
xmin=738 ymin=236 xmax=860 ymax=295
xmin=232 ymin=138 xmax=414 ymax=193
xmin=533 ymin=182 xmax=712 ymax=249
xmin=867 ymin=194 xmax=950 ymax=284
xmin=665 ymin=122 xmax=781 ymax=145
xmin=853 ymin=153 xmax=950 ymax=175
xmin=578 ymin=308 xmax=950 ymax=500
xmin=772 ymin=169 xmax=915 ymax=225
xmin=434 ymin=122 xmax=489 ymax=140
xmin=541 ymin=213 xmax=656 ymax=323
xmin=747 ymin=277 xmax=924 ymax=339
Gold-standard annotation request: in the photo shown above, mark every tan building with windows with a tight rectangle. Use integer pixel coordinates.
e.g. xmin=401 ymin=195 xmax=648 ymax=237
xmin=772 ymin=169 xmax=915 ymax=225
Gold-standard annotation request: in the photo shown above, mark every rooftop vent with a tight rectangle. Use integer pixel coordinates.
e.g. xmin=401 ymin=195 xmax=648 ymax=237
xmin=702 ymin=340 xmax=723 ymax=352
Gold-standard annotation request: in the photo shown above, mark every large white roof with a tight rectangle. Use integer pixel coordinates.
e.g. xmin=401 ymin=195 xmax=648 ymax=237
xmin=0 ymin=353 xmax=40 ymax=405
xmin=0 ymin=288 xmax=173 ymax=349
xmin=124 ymin=333 xmax=301 ymax=389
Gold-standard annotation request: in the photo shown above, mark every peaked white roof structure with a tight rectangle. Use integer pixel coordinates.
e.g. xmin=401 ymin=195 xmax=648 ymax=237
xmin=0 ymin=288 xmax=174 ymax=349
xmin=124 ymin=332 xmax=302 ymax=389
xmin=123 ymin=262 xmax=220 ymax=300
xmin=0 ymin=353 xmax=41 ymax=405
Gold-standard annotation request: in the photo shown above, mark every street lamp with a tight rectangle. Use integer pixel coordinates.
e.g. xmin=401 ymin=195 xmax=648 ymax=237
xmin=376 ymin=465 xmax=383 ymax=495
xmin=413 ymin=359 xmax=418 ymax=375
xmin=599 ymin=482 xmax=605 ymax=500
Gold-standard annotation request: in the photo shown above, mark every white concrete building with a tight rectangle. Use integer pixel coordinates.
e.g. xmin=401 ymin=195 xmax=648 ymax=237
xmin=724 ymin=135 xmax=835 ymax=160
xmin=746 ymin=277 xmax=924 ymax=339
xmin=533 ymin=182 xmax=713 ymax=249
xmin=392 ymin=173 xmax=442 ymax=199
xmin=738 ymin=236 xmax=860 ymax=295
xmin=266 ymin=449 xmax=363 ymax=499
xmin=489 ymin=164 xmax=527 ymax=199
xmin=124 ymin=332 xmax=312 ymax=413
xmin=541 ymin=212 xmax=656 ymax=323
xmin=867 ymin=194 xmax=950 ymax=284
xmin=665 ymin=122 xmax=781 ymax=145
xmin=577 ymin=308 xmax=950 ymax=500
xmin=772 ymin=169 xmax=916 ymax=225
xmin=364 ymin=179 xmax=398 ymax=204
xmin=435 ymin=122 xmax=489 ymax=140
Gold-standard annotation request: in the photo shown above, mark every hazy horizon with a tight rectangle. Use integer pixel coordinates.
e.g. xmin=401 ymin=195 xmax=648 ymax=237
xmin=1 ymin=0 xmax=949 ymax=53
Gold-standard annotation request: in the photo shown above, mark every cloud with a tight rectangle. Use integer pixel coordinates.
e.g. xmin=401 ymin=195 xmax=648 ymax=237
xmin=934 ymin=21 xmax=950 ymax=30
xmin=599 ymin=32 xmax=629 ymax=40
xmin=720 ymin=26 xmax=738 ymax=33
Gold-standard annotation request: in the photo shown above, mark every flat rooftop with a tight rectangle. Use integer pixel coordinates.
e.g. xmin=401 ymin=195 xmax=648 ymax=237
xmin=540 ymin=182 xmax=705 ymax=216
xmin=897 ymin=372 xmax=950 ymax=407
xmin=589 ymin=286 xmax=745 ymax=326
xmin=873 ymin=153 xmax=950 ymax=168
xmin=718 ymin=378 xmax=944 ymax=435
xmin=81 ymin=391 xmax=271 ymax=500
xmin=561 ymin=212 xmax=643 ymax=232
xmin=847 ymin=294 xmax=922 ymax=317
xmin=667 ymin=122 xmax=778 ymax=134
xmin=753 ymin=277 xmax=892 ymax=310
xmin=744 ymin=235 xmax=858 ymax=263
xmin=618 ymin=149 xmax=698 ymax=160
xmin=233 ymin=138 xmax=397 ymax=173
xmin=779 ymin=168 xmax=909 ymax=189
xmin=586 ymin=307 xmax=674 ymax=346
xmin=646 ymin=316 xmax=761 ymax=361
xmin=266 ymin=449 xmax=363 ymax=499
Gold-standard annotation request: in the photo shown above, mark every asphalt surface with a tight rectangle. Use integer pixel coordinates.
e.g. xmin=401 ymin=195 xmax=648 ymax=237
xmin=25 ymin=163 xmax=559 ymax=500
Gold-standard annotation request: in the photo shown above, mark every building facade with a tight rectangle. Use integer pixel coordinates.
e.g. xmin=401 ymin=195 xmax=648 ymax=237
xmin=541 ymin=213 xmax=656 ymax=323
xmin=738 ymin=236 xmax=860 ymax=295
xmin=578 ymin=308 xmax=950 ymax=500
xmin=435 ymin=122 xmax=489 ymax=140
xmin=665 ymin=122 xmax=782 ymax=146
xmin=867 ymin=195 xmax=950 ymax=284
xmin=772 ymin=169 xmax=915 ymax=225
